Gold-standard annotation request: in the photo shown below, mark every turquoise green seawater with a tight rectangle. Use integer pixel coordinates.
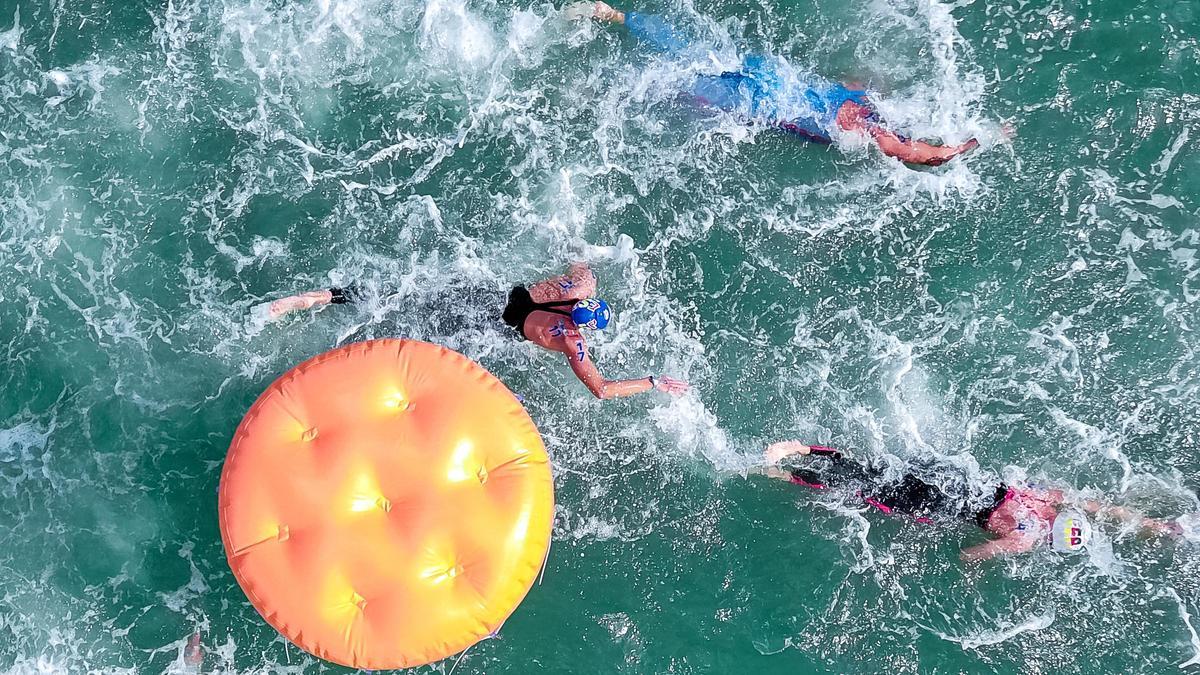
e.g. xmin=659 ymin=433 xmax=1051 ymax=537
xmin=3 ymin=0 xmax=1200 ymax=670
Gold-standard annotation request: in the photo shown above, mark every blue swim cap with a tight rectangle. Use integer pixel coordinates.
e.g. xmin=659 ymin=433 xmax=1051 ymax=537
xmin=571 ymin=298 xmax=611 ymax=330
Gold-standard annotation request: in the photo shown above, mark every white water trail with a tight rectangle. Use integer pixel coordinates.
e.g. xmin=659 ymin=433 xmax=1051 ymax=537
xmin=1165 ymin=588 xmax=1200 ymax=669
xmin=928 ymin=611 xmax=1055 ymax=650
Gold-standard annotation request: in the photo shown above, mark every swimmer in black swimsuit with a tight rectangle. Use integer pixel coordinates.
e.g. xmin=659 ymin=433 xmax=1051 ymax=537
xmin=255 ymin=263 xmax=689 ymax=400
xmin=498 ymin=263 xmax=688 ymax=399
xmin=755 ymin=441 xmax=1186 ymax=562
xmin=758 ymin=441 xmax=982 ymax=525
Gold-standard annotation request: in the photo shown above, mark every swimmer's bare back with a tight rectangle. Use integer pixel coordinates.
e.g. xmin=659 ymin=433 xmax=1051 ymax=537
xmin=960 ymin=487 xmax=1064 ymax=562
xmin=984 ymin=488 xmax=1063 ymax=538
xmin=520 ymin=262 xmax=597 ymax=347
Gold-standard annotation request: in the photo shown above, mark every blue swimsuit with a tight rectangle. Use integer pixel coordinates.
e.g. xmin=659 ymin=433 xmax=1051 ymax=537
xmin=624 ymin=12 xmax=869 ymax=142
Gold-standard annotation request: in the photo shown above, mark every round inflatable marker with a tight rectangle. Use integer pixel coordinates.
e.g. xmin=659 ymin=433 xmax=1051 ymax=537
xmin=219 ymin=339 xmax=553 ymax=669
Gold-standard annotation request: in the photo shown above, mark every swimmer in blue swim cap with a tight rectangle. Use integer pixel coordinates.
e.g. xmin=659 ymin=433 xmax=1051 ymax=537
xmin=565 ymin=1 xmax=988 ymax=166
xmin=258 ymin=263 xmax=688 ymax=401
xmin=756 ymin=441 xmax=1187 ymax=563
xmin=501 ymin=263 xmax=687 ymax=399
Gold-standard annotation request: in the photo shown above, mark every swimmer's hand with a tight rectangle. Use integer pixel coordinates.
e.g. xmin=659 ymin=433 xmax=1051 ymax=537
xmin=184 ymin=631 xmax=203 ymax=668
xmin=580 ymin=233 xmax=636 ymax=264
xmin=267 ymin=290 xmax=334 ymax=320
xmin=923 ymin=138 xmax=980 ymax=167
xmin=764 ymin=441 xmax=811 ymax=464
xmin=654 ymin=375 xmax=689 ymax=396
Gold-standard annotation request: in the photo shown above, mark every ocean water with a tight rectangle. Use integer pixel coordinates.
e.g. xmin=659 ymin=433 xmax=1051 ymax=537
xmin=2 ymin=0 xmax=1200 ymax=670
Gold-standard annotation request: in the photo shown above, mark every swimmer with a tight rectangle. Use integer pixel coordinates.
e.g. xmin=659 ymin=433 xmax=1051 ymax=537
xmin=501 ymin=263 xmax=689 ymax=398
xmin=756 ymin=441 xmax=1184 ymax=562
xmin=564 ymin=1 xmax=981 ymax=166
xmin=258 ymin=263 xmax=688 ymax=400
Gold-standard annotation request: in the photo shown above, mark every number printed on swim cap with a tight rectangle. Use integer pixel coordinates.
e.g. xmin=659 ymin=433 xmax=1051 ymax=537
xmin=571 ymin=298 xmax=611 ymax=330
xmin=1051 ymin=512 xmax=1092 ymax=553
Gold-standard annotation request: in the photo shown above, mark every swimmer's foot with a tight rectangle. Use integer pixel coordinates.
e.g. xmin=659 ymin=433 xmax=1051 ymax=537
xmin=564 ymin=1 xmax=624 ymax=23
xmin=765 ymin=441 xmax=811 ymax=464
xmin=184 ymin=631 xmax=203 ymax=668
xmin=594 ymin=1 xmax=624 ymax=22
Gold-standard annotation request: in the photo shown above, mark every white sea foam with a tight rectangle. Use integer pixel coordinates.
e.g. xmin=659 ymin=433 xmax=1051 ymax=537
xmin=7 ymin=0 xmax=1198 ymax=669
xmin=0 ymin=8 xmax=20 ymax=52
xmin=930 ymin=611 xmax=1055 ymax=650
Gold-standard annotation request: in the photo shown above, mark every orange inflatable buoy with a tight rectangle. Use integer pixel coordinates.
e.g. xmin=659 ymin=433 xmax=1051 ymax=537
xmin=218 ymin=339 xmax=554 ymax=669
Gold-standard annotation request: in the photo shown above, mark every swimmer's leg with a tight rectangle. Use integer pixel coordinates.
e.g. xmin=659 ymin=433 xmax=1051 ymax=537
xmin=255 ymin=284 xmax=362 ymax=322
xmin=836 ymin=101 xmax=979 ymax=166
xmin=749 ymin=442 xmax=812 ymax=481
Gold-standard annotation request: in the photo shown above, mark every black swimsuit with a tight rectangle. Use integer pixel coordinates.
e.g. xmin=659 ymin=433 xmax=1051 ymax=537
xmin=501 ymin=286 xmax=575 ymax=340
xmin=789 ymin=452 xmax=1000 ymax=526
xmin=972 ymin=485 xmax=1011 ymax=529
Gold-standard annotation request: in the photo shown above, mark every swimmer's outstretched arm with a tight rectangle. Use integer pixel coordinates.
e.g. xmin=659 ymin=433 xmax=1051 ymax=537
xmin=258 ymin=286 xmax=358 ymax=320
xmin=960 ymin=533 xmax=1035 ymax=563
xmin=1080 ymin=500 xmax=1182 ymax=537
xmin=563 ymin=331 xmax=688 ymax=399
xmin=836 ymin=101 xmax=980 ymax=166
